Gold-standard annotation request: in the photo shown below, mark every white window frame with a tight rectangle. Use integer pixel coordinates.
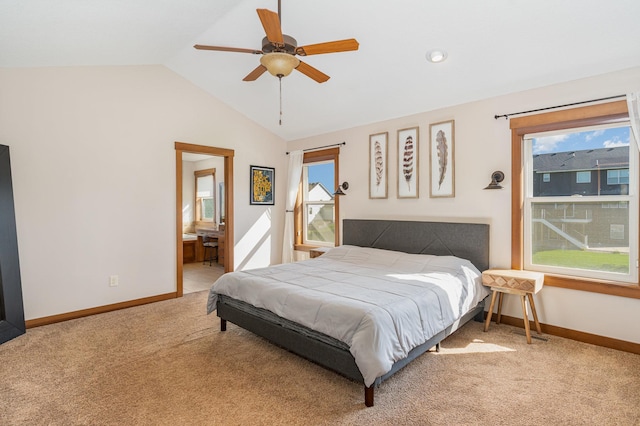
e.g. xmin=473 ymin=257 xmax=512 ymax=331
xmin=523 ymin=122 xmax=638 ymax=284
xmin=576 ymin=171 xmax=591 ymax=183
xmin=301 ymin=160 xmax=336 ymax=247
xmin=607 ymin=169 xmax=629 ymax=185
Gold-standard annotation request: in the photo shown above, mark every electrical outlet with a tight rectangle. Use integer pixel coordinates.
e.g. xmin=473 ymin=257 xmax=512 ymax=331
xmin=109 ymin=275 xmax=119 ymax=287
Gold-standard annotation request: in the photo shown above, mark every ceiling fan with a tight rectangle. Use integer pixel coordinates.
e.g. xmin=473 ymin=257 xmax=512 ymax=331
xmin=194 ymin=0 xmax=359 ymax=83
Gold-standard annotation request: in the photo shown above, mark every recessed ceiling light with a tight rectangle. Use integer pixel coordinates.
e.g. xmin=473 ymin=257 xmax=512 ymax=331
xmin=426 ymin=49 xmax=448 ymax=63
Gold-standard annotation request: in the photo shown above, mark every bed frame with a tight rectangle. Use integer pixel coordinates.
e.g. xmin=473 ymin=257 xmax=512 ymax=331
xmin=216 ymin=219 xmax=490 ymax=406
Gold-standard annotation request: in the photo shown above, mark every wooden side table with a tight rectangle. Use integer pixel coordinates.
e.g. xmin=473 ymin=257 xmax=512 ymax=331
xmin=309 ymin=247 xmax=331 ymax=258
xmin=482 ymin=269 xmax=544 ymax=344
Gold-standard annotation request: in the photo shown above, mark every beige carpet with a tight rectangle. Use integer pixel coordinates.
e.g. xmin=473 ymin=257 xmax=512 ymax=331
xmin=1 ymin=291 xmax=639 ymax=425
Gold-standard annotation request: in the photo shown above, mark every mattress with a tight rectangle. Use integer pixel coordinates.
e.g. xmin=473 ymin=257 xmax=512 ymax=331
xmin=208 ymin=245 xmax=489 ymax=386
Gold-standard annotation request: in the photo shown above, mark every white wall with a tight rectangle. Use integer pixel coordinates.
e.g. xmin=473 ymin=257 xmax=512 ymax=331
xmin=287 ymin=66 xmax=640 ymax=344
xmin=0 ymin=65 xmax=287 ymax=321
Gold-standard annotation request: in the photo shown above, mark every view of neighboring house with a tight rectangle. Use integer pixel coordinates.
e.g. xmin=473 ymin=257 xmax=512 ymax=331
xmin=306 ymin=182 xmax=335 ymax=244
xmin=533 ymin=146 xmax=629 ymax=197
xmin=532 ymin=146 xmax=629 ymax=251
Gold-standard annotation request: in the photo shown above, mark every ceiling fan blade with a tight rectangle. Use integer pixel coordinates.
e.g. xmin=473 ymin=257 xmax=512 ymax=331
xmin=257 ymin=9 xmax=284 ymax=45
xmin=296 ymin=61 xmax=330 ymax=83
xmin=194 ymin=44 xmax=262 ymax=55
xmin=243 ymin=65 xmax=268 ymax=81
xmin=295 ymin=39 xmax=359 ymax=56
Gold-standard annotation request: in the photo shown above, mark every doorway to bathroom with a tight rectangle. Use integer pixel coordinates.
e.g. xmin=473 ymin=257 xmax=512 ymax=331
xmin=175 ymin=142 xmax=234 ymax=297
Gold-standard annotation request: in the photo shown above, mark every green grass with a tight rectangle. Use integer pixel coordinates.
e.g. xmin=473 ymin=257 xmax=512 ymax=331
xmin=533 ymin=249 xmax=629 ymax=273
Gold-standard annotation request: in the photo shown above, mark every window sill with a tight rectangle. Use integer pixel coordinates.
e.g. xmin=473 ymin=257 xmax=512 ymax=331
xmin=540 ymin=273 xmax=640 ymax=299
xmin=294 ymin=244 xmax=335 ymax=252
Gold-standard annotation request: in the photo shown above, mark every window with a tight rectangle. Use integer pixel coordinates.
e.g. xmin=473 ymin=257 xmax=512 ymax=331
xmin=610 ymin=224 xmax=625 ymax=240
xmin=576 ymin=171 xmax=591 ymax=183
xmin=302 ymin=162 xmax=334 ymax=245
xmin=524 ymin=124 xmax=636 ymax=283
xmin=607 ymin=169 xmax=629 ymax=185
xmin=195 ymin=168 xmax=215 ymax=223
xmin=543 ymin=173 xmax=551 ymax=182
xmin=295 ymin=148 xmax=340 ymax=249
xmin=602 ymin=201 xmax=628 ymax=209
xmin=511 ymin=100 xmax=640 ymax=298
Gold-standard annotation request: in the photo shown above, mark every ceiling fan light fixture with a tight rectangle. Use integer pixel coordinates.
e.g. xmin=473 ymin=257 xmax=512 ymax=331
xmin=426 ymin=49 xmax=448 ymax=63
xmin=260 ymin=52 xmax=300 ymax=77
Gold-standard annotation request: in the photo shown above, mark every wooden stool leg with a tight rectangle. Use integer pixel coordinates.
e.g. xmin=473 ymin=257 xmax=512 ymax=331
xmin=496 ymin=292 xmax=504 ymax=324
xmin=527 ymin=293 xmax=542 ymax=334
xmin=520 ymin=295 xmax=532 ymax=344
xmin=484 ymin=290 xmax=498 ymax=332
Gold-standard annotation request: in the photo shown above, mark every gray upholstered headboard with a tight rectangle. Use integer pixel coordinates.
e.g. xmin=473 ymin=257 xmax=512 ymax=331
xmin=342 ymin=219 xmax=490 ymax=271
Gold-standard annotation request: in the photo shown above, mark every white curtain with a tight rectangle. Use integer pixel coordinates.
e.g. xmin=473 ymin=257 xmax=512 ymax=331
xmin=627 ymin=92 xmax=640 ymax=153
xmin=282 ymin=150 xmax=304 ymax=263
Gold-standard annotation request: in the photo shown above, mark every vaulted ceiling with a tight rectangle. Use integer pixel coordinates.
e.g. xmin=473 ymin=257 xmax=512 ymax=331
xmin=2 ymin=0 xmax=640 ymax=141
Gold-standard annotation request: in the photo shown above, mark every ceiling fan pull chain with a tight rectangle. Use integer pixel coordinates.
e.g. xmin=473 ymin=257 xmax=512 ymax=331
xmin=279 ymin=76 xmax=283 ymax=126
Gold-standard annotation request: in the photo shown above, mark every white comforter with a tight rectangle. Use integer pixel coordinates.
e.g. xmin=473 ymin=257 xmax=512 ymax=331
xmin=207 ymin=245 xmax=489 ymax=386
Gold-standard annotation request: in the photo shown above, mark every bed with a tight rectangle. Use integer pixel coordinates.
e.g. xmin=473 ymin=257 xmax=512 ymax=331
xmin=207 ymin=219 xmax=490 ymax=406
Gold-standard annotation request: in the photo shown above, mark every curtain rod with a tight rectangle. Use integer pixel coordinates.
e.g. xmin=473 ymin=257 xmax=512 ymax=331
xmin=494 ymin=94 xmax=626 ymax=120
xmin=286 ymin=141 xmax=346 ymax=155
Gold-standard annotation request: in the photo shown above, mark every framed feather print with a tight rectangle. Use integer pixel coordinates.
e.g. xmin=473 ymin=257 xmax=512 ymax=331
xmin=369 ymin=132 xmax=388 ymax=199
xmin=397 ymin=127 xmax=419 ymax=198
xmin=429 ymin=120 xmax=455 ymax=198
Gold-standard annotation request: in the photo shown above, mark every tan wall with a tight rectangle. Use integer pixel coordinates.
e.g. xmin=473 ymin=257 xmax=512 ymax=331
xmin=287 ymin=66 xmax=640 ymax=344
xmin=0 ymin=65 xmax=287 ymax=320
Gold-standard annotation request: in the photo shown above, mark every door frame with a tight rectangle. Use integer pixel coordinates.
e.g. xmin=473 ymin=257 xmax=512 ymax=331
xmin=175 ymin=142 xmax=235 ymax=297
